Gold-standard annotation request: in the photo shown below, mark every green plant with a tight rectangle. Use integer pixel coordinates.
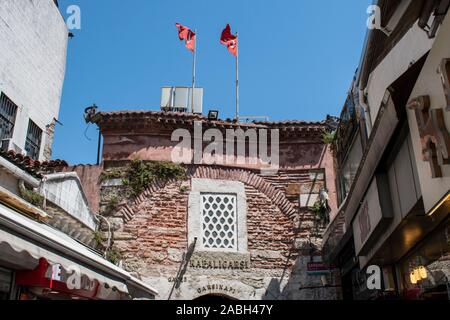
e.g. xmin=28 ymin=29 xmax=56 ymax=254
xmin=106 ymin=247 xmax=122 ymax=265
xmin=311 ymin=201 xmax=329 ymax=225
xmin=21 ymin=189 xmax=45 ymax=208
xmin=106 ymin=195 xmax=119 ymax=212
xmin=123 ymin=160 xmax=186 ymax=197
xmin=179 ymin=185 xmax=190 ymax=193
xmin=322 ymin=131 xmax=336 ymax=145
xmin=93 ymin=230 xmax=105 ymax=245
xmin=99 ymin=169 xmax=123 ymax=182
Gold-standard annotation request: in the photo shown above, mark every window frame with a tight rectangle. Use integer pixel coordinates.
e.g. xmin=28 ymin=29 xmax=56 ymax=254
xmin=188 ymin=179 xmax=248 ymax=253
xmin=0 ymin=93 xmax=18 ymax=140
xmin=25 ymin=119 xmax=43 ymax=160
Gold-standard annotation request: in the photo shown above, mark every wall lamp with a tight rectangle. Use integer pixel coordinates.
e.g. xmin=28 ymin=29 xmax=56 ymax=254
xmin=208 ymin=110 xmax=219 ymax=121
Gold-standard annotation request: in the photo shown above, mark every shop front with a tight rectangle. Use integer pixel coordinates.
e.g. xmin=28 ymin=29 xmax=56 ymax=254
xmin=399 ymin=8 xmax=450 ymax=300
xmin=0 ymin=266 xmax=13 ymax=300
xmin=397 ymin=217 xmax=450 ymax=300
xmin=0 ymin=202 xmax=157 ymax=300
xmin=14 ymin=258 xmax=128 ymax=300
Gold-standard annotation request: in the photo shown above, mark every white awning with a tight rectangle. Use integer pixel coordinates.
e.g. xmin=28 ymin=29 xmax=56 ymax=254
xmin=0 ymin=228 xmax=128 ymax=294
xmin=0 ymin=202 xmax=157 ymax=298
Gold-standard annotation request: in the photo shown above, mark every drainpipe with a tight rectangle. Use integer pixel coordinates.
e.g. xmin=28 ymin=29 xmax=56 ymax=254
xmin=94 ymin=214 xmax=112 ymax=258
xmin=0 ymin=156 xmax=40 ymax=188
xmin=96 ymin=129 xmax=102 ymax=166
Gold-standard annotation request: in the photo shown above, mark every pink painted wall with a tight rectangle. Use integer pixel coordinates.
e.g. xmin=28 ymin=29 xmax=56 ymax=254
xmin=101 ymin=134 xmax=329 ymax=170
xmin=99 ymin=131 xmax=338 ymax=218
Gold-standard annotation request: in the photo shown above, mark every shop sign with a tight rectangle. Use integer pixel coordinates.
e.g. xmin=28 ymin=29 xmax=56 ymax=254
xmin=16 ymin=258 xmax=99 ymax=299
xmin=408 ymin=94 xmax=450 ymax=178
xmin=359 ymin=202 xmax=371 ymax=244
xmin=440 ymin=58 xmax=450 ymax=111
xmin=306 ymin=262 xmax=334 ymax=275
xmin=353 ymin=176 xmax=393 ymax=256
xmin=44 ymin=264 xmax=97 ymax=292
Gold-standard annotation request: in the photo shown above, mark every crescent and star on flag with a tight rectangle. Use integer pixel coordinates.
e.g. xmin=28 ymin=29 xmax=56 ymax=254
xmin=175 ymin=23 xmax=197 ymax=52
xmin=220 ymin=24 xmax=238 ymax=57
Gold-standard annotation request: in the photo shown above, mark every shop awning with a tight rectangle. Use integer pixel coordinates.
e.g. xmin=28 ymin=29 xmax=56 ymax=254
xmin=0 ymin=228 xmax=128 ymax=294
xmin=0 ymin=202 xmax=157 ymax=299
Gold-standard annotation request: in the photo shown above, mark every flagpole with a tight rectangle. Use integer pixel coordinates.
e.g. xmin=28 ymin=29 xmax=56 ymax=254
xmin=235 ymin=32 xmax=239 ymax=122
xmin=191 ymin=29 xmax=197 ymax=113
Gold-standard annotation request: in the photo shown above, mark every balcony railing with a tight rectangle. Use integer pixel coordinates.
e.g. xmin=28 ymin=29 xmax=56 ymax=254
xmin=334 ymin=94 xmax=359 ymax=165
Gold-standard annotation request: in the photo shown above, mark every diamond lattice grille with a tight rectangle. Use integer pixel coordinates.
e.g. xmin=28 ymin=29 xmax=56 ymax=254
xmin=201 ymin=194 xmax=237 ymax=250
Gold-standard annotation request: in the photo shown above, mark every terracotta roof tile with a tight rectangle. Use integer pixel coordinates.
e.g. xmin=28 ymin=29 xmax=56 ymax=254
xmin=94 ymin=110 xmax=326 ymax=130
xmin=0 ymin=150 xmax=68 ymax=178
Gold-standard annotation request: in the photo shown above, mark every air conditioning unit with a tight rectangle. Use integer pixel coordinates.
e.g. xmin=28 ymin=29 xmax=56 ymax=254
xmin=161 ymin=86 xmax=203 ymax=114
xmin=1 ymin=139 xmax=24 ymax=155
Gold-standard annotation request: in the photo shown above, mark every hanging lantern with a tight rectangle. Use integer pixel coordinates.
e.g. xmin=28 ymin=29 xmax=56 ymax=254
xmin=418 ymin=266 xmax=428 ymax=279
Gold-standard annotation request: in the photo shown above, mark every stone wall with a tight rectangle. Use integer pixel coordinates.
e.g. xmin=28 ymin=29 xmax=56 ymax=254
xmin=98 ymin=164 xmax=341 ymax=300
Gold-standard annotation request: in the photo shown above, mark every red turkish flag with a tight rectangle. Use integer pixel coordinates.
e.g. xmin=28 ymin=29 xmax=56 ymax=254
xmin=220 ymin=24 xmax=238 ymax=57
xmin=175 ymin=23 xmax=196 ymax=52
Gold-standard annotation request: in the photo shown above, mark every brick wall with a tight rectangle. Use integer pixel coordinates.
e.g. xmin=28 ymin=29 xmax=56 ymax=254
xmin=97 ymin=164 xmax=341 ymax=300
xmin=68 ymin=114 xmax=340 ymax=300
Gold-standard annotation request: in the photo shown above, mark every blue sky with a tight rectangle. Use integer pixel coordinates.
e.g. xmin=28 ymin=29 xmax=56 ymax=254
xmin=54 ymin=0 xmax=371 ymax=164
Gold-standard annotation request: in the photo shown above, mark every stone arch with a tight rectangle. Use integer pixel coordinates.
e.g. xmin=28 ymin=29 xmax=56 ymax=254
xmin=184 ymin=278 xmax=259 ymax=300
xmin=118 ymin=165 xmax=298 ymax=222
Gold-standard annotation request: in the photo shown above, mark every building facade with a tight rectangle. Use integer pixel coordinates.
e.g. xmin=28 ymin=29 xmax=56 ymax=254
xmin=0 ymin=0 xmax=157 ymax=300
xmin=75 ymin=109 xmax=342 ymax=300
xmin=323 ymin=0 xmax=450 ymax=300
xmin=0 ymin=0 xmax=67 ymax=161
